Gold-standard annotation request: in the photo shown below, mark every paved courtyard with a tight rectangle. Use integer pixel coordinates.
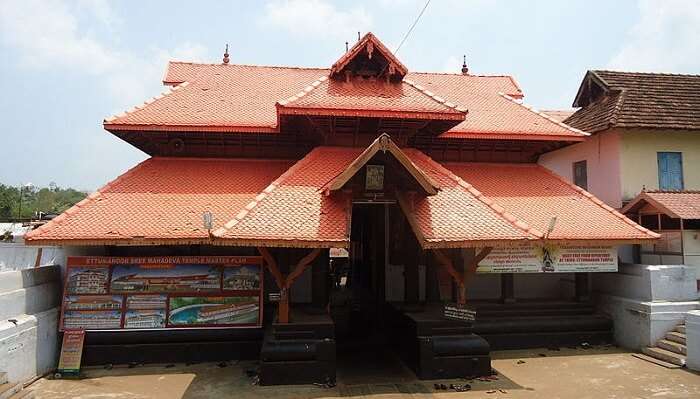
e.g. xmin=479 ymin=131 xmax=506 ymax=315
xmin=30 ymin=346 xmax=700 ymax=399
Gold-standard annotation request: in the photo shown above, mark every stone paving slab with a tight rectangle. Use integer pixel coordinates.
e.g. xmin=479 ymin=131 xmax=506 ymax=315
xmin=29 ymin=347 xmax=700 ymax=399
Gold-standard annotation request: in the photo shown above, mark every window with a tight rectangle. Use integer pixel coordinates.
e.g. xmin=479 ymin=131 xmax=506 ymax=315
xmin=573 ymin=160 xmax=588 ymax=190
xmin=657 ymin=152 xmax=684 ymax=190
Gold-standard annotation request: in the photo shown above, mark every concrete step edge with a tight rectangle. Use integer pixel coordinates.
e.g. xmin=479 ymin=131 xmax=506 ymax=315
xmin=9 ymin=388 xmax=34 ymax=399
xmin=642 ymin=347 xmax=686 ymax=366
xmin=665 ymin=331 xmax=687 ymax=344
xmin=657 ymin=339 xmax=687 ymax=355
xmin=0 ymin=382 xmax=22 ymax=399
xmin=675 ymin=325 xmax=686 ymax=334
xmin=632 ymin=353 xmax=682 ymax=369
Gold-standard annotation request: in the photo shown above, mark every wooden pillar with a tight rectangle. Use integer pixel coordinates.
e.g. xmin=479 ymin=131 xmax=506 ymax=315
xmin=575 ymin=273 xmax=590 ymax=302
xmin=404 ymin=230 xmax=421 ymax=304
xmin=500 ymin=274 xmax=515 ymax=304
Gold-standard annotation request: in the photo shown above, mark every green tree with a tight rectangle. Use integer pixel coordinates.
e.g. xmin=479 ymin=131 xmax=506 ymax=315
xmin=0 ymin=183 xmax=87 ymax=220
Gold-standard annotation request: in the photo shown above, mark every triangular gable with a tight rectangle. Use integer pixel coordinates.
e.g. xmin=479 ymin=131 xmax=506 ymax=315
xmin=621 ymin=191 xmax=700 ymax=220
xmin=326 ymin=133 xmax=438 ymax=195
xmin=621 ymin=192 xmax=671 ymax=218
xmin=330 ymin=32 xmax=408 ymax=82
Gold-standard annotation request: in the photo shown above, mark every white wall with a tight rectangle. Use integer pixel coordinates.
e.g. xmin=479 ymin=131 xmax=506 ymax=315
xmin=0 ymin=265 xmax=62 ymax=384
xmin=0 ymin=243 xmax=65 ymax=272
xmin=593 ymin=264 xmax=699 ymax=349
xmin=538 ymin=130 xmax=623 ymax=208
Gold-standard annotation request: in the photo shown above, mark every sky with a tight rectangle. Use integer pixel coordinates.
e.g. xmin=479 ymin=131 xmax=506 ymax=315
xmin=1 ymin=0 xmax=699 ymax=191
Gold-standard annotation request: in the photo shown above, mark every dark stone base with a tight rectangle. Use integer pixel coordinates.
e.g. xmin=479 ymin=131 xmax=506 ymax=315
xmin=259 ymin=309 xmax=336 ymax=386
xmin=386 ymin=303 xmax=492 ymax=380
xmin=471 ymin=301 xmax=614 ymax=350
xmin=81 ymin=328 xmax=263 ymax=366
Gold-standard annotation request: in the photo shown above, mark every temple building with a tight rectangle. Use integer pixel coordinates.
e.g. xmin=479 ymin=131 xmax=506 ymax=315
xmin=26 ymin=33 xmax=658 ymax=384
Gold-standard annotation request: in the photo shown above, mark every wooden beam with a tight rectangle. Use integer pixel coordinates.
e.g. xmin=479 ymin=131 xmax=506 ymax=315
xmin=260 ymin=247 xmax=323 ymax=324
xmin=285 ymin=248 xmax=322 ymax=288
xmin=432 ymin=247 xmax=491 ymax=304
xmin=432 ymin=249 xmax=463 ymax=284
xmin=257 ymin=247 xmax=283 ymax=289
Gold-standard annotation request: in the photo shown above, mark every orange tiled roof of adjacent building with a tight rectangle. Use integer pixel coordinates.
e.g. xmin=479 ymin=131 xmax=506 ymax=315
xmin=566 ymin=70 xmax=700 ymax=133
xmin=621 ymin=190 xmax=700 ymax=220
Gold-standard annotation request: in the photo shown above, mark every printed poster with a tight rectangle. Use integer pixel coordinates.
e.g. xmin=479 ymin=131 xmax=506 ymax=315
xmin=60 ymin=256 xmax=263 ymax=331
xmin=476 ymin=243 xmax=618 ymax=273
xmin=168 ymin=296 xmax=260 ymax=326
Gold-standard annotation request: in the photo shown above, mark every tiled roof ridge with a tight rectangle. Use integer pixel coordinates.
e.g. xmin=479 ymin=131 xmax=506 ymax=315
xmin=26 ymin=158 xmax=153 ymax=240
xmin=645 ymin=189 xmax=700 ymax=194
xmin=498 ymin=93 xmax=590 ymax=137
xmin=608 ymin=89 xmax=626 ymax=127
xmin=104 ymin=82 xmax=191 ymax=124
xmin=212 ymin=148 xmax=321 ymax=237
xmin=444 ymin=161 xmax=540 ymax=168
xmin=277 ymin=76 xmax=329 ymax=106
xmin=537 ymin=166 xmax=660 ymax=238
xmin=166 ymin=61 xmax=526 ymax=89
xmin=150 ymin=156 xmax=295 ymax=163
xmin=168 ymin=60 xmax=329 ymax=71
xmin=410 ymin=150 xmax=544 ymax=239
xmin=592 ymin=69 xmax=700 ymax=78
xmin=402 ymin=79 xmax=469 ymax=113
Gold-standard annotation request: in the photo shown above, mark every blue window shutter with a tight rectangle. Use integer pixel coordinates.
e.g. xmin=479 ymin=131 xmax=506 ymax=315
xmin=658 ymin=152 xmax=684 ymax=190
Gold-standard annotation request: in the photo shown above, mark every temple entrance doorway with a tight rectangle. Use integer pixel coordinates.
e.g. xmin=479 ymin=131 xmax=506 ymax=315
xmin=331 ymin=202 xmax=417 ymax=383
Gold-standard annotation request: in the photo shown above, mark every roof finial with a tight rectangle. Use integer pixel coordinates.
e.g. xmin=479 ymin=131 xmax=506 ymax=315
xmin=461 ymin=54 xmax=469 ymax=75
xmin=357 ymin=31 xmax=361 ymax=41
xmin=223 ymin=44 xmax=230 ymax=65
xmin=345 ymin=41 xmax=349 ymax=52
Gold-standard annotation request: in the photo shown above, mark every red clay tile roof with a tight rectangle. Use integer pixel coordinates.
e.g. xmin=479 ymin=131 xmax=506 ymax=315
xmin=405 ymin=74 xmax=587 ymax=141
xmin=566 ymin=70 xmax=700 ymax=133
xmin=25 ymin=148 xmax=656 ymax=247
xmin=401 ymin=150 xmax=543 ymax=248
xmin=277 ymin=76 xmax=466 ymax=120
xmin=107 ymin=64 xmax=328 ymax=133
xmin=24 ymin=158 xmax=294 ymax=245
xmin=213 ymin=147 xmax=362 ymax=248
xmin=214 ymin=146 xmax=546 ymax=248
xmin=106 ymin=61 xmax=585 ymax=141
xmin=621 ymin=190 xmax=700 ymax=220
xmin=445 ymin=163 xmax=659 ymax=242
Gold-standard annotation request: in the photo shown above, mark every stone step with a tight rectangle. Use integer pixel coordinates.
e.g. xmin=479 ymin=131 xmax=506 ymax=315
xmin=0 ymin=382 xmax=22 ymax=399
xmin=632 ymin=353 xmax=682 ymax=369
xmin=665 ymin=331 xmax=686 ymax=345
xmin=675 ymin=324 xmax=686 ymax=334
xmin=657 ymin=339 xmax=687 ymax=355
xmin=642 ymin=346 xmax=686 ymax=367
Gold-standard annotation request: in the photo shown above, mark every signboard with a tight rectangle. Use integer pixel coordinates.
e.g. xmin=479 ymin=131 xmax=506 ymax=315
xmin=443 ymin=302 xmax=476 ymax=322
xmin=365 ymin=165 xmax=385 ymax=190
xmin=60 ymin=256 xmax=263 ymax=331
xmin=57 ymin=330 xmax=85 ymax=377
xmin=329 ymin=247 xmax=349 ymax=258
xmin=476 ymin=243 xmax=618 ymax=273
